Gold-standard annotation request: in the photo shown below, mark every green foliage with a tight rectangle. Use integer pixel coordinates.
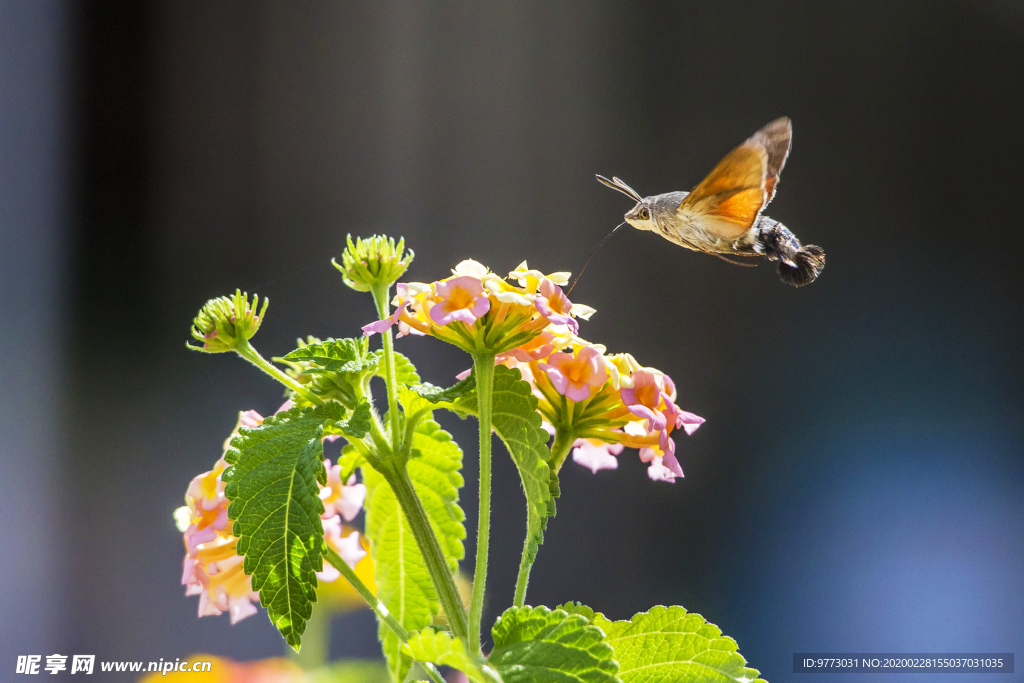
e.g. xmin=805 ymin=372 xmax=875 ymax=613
xmin=449 ymin=366 xmax=556 ymax=582
xmin=322 ymin=399 xmax=372 ymax=440
xmin=489 ymin=606 xmax=620 ymax=683
xmin=593 ymin=606 xmax=766 ymax=683
xmin=281 ymin=337 xmax=379 ymax=407
xmin=387 ymin=350 xmax=421 ymax=385
xmin=362 ymin=417 xmax=466 ymax=681
xmin=222 ymin=403 xmax=360 ymax=649
xmin=404 ymin=629 xmax=498 ymax=683
xmin=407 ymin=374 xmax=477 ymax=405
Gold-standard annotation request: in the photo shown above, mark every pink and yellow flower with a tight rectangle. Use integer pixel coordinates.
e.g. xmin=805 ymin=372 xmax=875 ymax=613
xmin=537 ymin=345 xmax=607 ymax=402
xmin=362 ymin=259 xmax=593 ymax=355
xmin=524 ymin=343 xmax=703 ymax=482
xmin=178 ymin=411 xmax=370 ymax=624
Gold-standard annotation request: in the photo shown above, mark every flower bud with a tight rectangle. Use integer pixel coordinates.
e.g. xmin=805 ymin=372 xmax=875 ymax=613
xmin=188 ymin=290 xmax=268 ymax=353
xmin=333 ymin=234 xmax=413 ymax=292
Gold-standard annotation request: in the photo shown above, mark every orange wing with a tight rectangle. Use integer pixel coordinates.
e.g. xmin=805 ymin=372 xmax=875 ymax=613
xmin=677 ymin=143 xmax=768 ymax=238
xmin=745 ymin=116 xmax=792 ymax=204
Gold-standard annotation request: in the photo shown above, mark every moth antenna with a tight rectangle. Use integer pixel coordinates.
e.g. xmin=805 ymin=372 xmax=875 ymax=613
xmin=611 ymin=176 xmax=643 ymax=202
xmin=567 ymin=222 xmax=626 ymax=295
xmin=595 ymin=175 xmax=641 ymax=202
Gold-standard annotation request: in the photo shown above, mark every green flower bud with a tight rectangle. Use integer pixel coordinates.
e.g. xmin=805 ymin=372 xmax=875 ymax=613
xmin=333 ymin=234 xmax=413 ymax=292
xmin=188 ymin=290 xmax=268 ymax=353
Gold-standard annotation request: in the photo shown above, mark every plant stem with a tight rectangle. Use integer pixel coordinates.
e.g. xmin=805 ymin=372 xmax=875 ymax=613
xmin=371 ymin=284 xmax=403 ymax=450
xmin=235 ymin=340 xmax=322 ymax=405
xmin=324 ymin=548 xmax=446 ymax=683
xmin=548 ymin=426 xmax=577 ymax=474
xmin=469 ymin=354 xmax=495 ymax=654
xmin=385 ymin=466 xmax=469 ymax=641
xmin=512 ymin=427 xmax=574 ymax=607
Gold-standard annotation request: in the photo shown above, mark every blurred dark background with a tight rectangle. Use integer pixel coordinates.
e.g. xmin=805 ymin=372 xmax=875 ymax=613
xmin=2 ymin=1 xmax=1023 ymax=681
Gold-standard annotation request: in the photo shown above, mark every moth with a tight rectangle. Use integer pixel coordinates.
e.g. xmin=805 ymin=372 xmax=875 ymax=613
xmin=597 ymin=117 xmax=825 ymax=287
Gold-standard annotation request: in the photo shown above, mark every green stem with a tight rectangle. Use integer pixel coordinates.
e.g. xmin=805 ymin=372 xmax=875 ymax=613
xmin=371 ymin=283 xmax=403 ymax=450
xmin=548 ymin=427 xmax=577 ymax=475
xmin=324 ymin=548 xmax=446 ymax=683
xmin=385 ymin=466 xmax=470 ymax=641
xmin=235 ymin=340 xmax=322 ymax=405
xmin=512 ymin=427 xmax=574 ymax=607
xmin=469 ymin=354 xmax=495 ymax=654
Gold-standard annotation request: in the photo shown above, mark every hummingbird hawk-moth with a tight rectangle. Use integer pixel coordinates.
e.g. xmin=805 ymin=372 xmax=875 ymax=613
xmin=596 ymin=117 xmax=825 ymax=287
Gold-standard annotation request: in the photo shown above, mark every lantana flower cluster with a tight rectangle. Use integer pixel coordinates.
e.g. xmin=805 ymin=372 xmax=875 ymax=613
xmin=362 ymin=260 xmax=595 ymax=356
xmin=176 ymin=406 xmax=368 ymax=623
xmin=364 ymin=260 xmax=703 ymax=481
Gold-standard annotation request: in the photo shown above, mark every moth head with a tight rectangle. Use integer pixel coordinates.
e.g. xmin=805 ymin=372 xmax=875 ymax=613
xmin=596 ymin=175 xmax=655 ymax=231
xmin=624 ymin=200 xmax=655 ymax=231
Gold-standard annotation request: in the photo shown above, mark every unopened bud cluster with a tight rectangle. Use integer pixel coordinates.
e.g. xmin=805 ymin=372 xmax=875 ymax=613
xmin=334 ymin=234 xmax=413 ymax=292
xmin=189 ymin=290 xmax=268 ymax=353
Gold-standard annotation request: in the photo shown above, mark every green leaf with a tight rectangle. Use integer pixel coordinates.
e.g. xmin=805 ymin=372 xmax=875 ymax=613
xmin=408 ymin=374 xmax=477 ymax=405
xmin=593 ymin=606 xmax=766 ymax=683
xmin=321 ymin=398 xmax=372 ymax=440
xmin=223 ymin=403 xmax=348 ymax=649
xmin=280 ymin=337 xmax=379 ymax=407
xmin=449 ymin=366 xmax=556 ymax=580
xmin=489 ymin=605 xmax=620 ymax=683
xmin=362 ymin=418 xmax=466 ymax=681
xmin=284 ymin=337 xmax=380 ymax=374
xmin=386 ymin=350 xmax=421 ymax=385
xmin=404 ymin=629 xmax=499 ymax=683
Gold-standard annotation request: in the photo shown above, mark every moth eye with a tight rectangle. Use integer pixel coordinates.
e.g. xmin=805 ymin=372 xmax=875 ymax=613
xmin=639 ymin=208 xmax=650 ymax=220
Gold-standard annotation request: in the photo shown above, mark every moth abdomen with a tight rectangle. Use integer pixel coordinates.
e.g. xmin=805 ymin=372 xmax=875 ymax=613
xmin=756 ymin=218 xmax=826 ymax=287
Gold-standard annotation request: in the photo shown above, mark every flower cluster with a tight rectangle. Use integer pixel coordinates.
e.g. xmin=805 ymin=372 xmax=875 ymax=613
xmin=188 ymin=290 xmax=268 ymax=354
xmin=505 ymin=338 xmax=703 ymax=482
xmin=365 ymin=257 xmax=703 ymax=482
xmin=176 ymin=407 xmax=368 ymax=623
xmin=334 ymin=234 xmax=414 ymax=292
xmin=362 ymin=261 xmax=595 ymax=356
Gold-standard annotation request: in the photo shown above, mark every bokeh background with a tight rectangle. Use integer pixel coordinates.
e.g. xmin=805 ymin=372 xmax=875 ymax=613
xmin=3 ymin=1 xmax=1023 ymax=681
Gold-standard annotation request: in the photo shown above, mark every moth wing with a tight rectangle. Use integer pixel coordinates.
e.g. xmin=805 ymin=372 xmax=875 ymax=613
xmin=745 ymin=116 xmax=792 ymax=204
xmin=677 ymin=143 xmax=768 ymax=239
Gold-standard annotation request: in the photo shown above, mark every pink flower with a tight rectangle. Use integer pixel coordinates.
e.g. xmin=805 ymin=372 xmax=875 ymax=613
xmin=572 ymin=438 xmax=623 ymax=473
xmin=429 ymin=276 xmax=491 ymax=326
xmin=362 ymin=300 xmax=411 ymax=337
xmin=620 ymin=370 xmax=673 ymax=431
xmin=316 ymin=517 xmax=367 ymax=582
xmin=501 ymin=330 xmax=555 ymax=363
xmin=538 ymin=345 xmax=608 ymax=402
xmin=534 ymin=278 xmax=578 ymax=333
xmin=319 ymin=460 xmax=366 ymax=521
xmin=180 ymin=459 xmax=261 ymax=623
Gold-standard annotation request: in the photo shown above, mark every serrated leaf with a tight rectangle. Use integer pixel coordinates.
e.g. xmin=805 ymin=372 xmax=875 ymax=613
xmin=489 ymin=606 xmax=620 ymax=683
xmin=321 ymin=398 xmax=372 ymax=439
xmin=449 ymin=366 xmax=555 ymax=590
xmin=404 ymin=629 xmax=499 ymax=683
xmin=362 ymin=418 xmax=466 ymax=681
xmin=593 ymin=606 xmax=766 ymax=683
xmin=223 ymin=403 xmax=348 ymax=649
xmin=408 ymin=374 xmax=477 ymax=405
xmin=280 ymin=338 xmax=379 ymax=407
xmin=284 ymin=338 xmax=380 ymax=374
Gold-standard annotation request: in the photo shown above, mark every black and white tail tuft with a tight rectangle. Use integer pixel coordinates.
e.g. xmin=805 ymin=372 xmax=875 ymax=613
xmin=757 ymin=220 xmax=825 ymax=287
